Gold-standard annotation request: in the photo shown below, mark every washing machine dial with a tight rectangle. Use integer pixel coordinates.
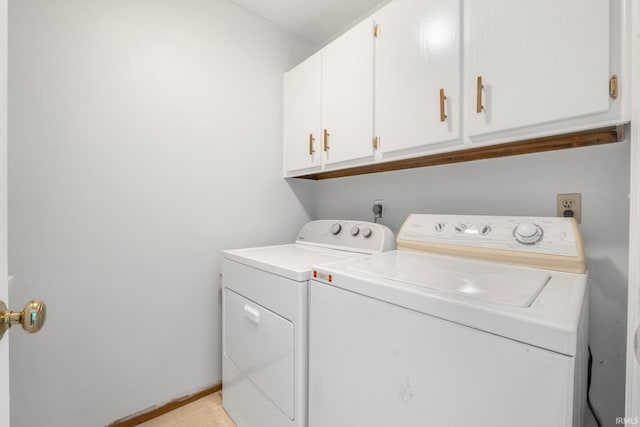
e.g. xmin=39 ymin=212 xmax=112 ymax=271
xmin=513 ymin=222 xmax=543 ymax=244
xmin=351 ymin=226 xmax=360 ymax=236
xmin=331 ymin=223 xmax=342 ymax=235
xmin=454 ymin=224 xmax=467 ymax=234
xmin=434 ymin=222 xmax=445 ymax=233
xmin=362 ymin=227 xmax=373 ymax=238
xmin=480 ymin=225 xmax=492 ymax=236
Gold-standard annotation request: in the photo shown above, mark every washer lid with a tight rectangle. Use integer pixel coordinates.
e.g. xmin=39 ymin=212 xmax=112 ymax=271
xmin=346 ymin=251 xmax=551 ymax=307
xmin=314 ymin=250 xmax=587 ymax=355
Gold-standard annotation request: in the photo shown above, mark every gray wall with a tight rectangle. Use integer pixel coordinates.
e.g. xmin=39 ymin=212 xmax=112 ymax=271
xmin=7 ymin=1 xmax=314 ymax=426
xmin=315 ymin=139 xmax=631 ymax=426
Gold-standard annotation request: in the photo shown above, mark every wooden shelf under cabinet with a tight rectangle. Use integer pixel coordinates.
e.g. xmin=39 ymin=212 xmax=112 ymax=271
xmin=293 ymin=125 xmax=625 ymax=180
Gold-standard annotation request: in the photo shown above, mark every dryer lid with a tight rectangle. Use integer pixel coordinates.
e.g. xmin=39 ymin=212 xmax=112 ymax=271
xmin=224 ymin=244 xmax=357 ymax=281
xmin=345 ymin=251 xmax=551 ymax=307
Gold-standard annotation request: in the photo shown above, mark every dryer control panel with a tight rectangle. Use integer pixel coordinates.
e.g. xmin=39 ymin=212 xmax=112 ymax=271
xmin=397 ymin=214 xmax=585 ymax=273
xmin=296 ymin=220 xmax=396 ymax=254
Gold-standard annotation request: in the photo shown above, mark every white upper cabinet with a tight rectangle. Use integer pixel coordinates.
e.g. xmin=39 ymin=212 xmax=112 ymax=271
xmin=283 ymin=53 xmax=322 ymax=174
xmin=375 ymin=0 xmax=462 ymax=157
xmin=322 ymin=18 xmax=375 ymax=166
xmin=283 ymin=0 xmax=626 ymax=178
xmin=464 ymin=0 xmax=611 ymax=140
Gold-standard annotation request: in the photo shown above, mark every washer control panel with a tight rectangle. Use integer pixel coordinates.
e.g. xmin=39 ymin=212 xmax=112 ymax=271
xmin=296 ymin=220 xmax=396 ymax=253
xmin=398 ymin=214 xmax=580 ymax=257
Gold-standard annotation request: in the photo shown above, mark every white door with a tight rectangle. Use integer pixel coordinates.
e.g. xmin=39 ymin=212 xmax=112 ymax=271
xmin=626 ymin=1 xmax=640 ymax=420
xmin=322 ymin=18 xmax=375 ymax=166
xmin=464 ymin=0 xmax=610 ymax=139
xmin=0 ymin=0 xmax=8 ymax=424
xmin=375 ymin=0 xmax=461 ymax=156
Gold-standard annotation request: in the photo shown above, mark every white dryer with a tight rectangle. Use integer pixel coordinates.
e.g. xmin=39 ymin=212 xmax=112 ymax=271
xmin=221 ymin=220 xmax=395 ymax=427
xmin=309 ymin=214 xmax=588 ymax=427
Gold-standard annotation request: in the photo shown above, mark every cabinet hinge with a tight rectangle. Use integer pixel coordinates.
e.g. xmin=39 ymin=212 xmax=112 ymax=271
xmin=373 ymin=24 xmax=380 ymax=38
xmin=373 ymin=136 xmax=380 ymax=150
xmin=610 ymin=75 xmax=618 ymax=100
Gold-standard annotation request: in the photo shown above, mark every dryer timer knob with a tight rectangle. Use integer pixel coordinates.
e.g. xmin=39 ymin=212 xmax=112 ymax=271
xmin=331 ymin=223 xmax=342 ymax=235
xmin=362 ymin=227 xmax=373 ymax=238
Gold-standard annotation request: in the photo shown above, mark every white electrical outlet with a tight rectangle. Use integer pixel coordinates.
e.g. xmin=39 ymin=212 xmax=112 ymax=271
xmin=557 ymin=193 xmax=582 ymax=223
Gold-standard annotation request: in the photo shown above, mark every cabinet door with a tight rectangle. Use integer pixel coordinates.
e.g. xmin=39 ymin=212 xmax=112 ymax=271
xmin=464 ymin=0 xmax=610 ymax=139
xmin=322 ymin=19 xmax=375 ymax=166
xmin=283 ymin=53 xmax=322 ymax=174
xmin=375 ymin=0 xmax=461 ymax=156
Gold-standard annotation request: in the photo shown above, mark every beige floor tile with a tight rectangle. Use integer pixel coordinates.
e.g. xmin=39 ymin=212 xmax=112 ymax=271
xmin=138 ymin=392 xmax=235 ymax=427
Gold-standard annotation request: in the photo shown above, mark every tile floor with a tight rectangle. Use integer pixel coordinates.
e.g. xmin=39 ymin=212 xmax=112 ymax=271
xmin=138 ymin=392 xmax=236 ymax=427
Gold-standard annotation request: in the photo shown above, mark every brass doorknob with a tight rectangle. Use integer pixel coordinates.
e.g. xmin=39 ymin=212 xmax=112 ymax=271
xmin=0 ymin=299 xmax=46 ymax=340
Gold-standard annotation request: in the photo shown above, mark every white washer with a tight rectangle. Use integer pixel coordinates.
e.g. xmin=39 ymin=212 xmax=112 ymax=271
xmin=309 ymin=214 xmax=588 ymax=427
xmin=221 ymin=220 xmax=395 ymax=427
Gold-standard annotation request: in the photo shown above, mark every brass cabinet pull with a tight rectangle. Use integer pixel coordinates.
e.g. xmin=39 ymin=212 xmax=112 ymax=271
xmin=309 ymin=133 xmax=315 ymax=155
xmin=476 ymin=76 xmax=484 ymax=113
xmin=323 ymin=129 xmax=330 ymax=151
xmin=439 ymin=88 xmax=447 ymax=122
xmin=610 ymin=75 xmax=618 ymax=100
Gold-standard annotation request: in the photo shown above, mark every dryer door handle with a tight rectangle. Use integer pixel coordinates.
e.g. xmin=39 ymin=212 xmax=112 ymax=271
xmin=243 ymin=305 xmax=261 ymax=324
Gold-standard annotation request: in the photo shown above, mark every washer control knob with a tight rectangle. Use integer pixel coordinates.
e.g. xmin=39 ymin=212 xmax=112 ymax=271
xmin=454 ymin=224 xmax=467 ymax=234
xmin=331 ymin=223 xmax=342 ymax=235
xmin=362 ymin=227 xmax=373 ymax=238
xmin=514 ymin=222 xmax=543 ymax=244
xmin=480 ymin=225 xmax=492 ymax=236
xmin=351 ymin=226 xmax=360 ymax=236
xmin=434 ymin=222 xmax=445 ymax=233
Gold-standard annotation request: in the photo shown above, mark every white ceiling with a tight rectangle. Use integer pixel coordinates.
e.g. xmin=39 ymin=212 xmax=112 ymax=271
xmin=230 ymin=0 xmax=390 ymax=46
